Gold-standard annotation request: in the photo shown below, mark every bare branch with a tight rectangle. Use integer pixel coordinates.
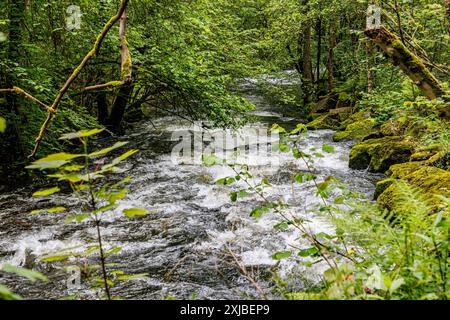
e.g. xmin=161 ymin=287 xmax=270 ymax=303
xmin=0 ymin=87 xmax=50 ymax=111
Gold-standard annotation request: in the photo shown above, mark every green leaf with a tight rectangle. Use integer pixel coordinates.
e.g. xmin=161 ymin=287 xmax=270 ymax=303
xmin=64 ymin=214 xmax=90 ymax=223
xmin=32 ymin=187 xmax=60 ymax=197
xmin=334 ymin=196 xmax=344 ymax=204
xmin=94 ymin=203 xmax=118 ymax=214
xmin=298 ymin=247 xmax=319 ymax=257
xmin=216 ymin=177 xmax=236 ymax=185
xmin=63 ymin=164 xmax=84 ymax=172
xmin=105 ymin=247 xmax=122 ymax=257
xmin=102 ymin=150 xmax=139 ymax=171
xmin=230 ymin=192 xmax=238 ymax=202
xmin=89 ymin=141 xmax=129 ymax=157
xmin=123 ymin=208 xmax=149 ymax=218
xmin=47 ymin=206 xmax=66 ymax=213
xmin=59 ymin=128 xmax=105 ymax=140
xmin=272 ymin=251 xmax=292 ymax=260
xmin=279 ymin=144 xmax=291 ymax=153
xmin=0 ymin=284 xmax=22 ymax=300
xmin=250 ymin=206 xmax=270 ymax=219
xmin=1 ymin=264 xmax=48 ymax=282
xmin=294 ymin=172 xmax=315 ymax=183
xmin=0 ymin=116 xmax=6 ymax=133
xmin=26 ymin=160 xmax=69 ymax=170
xmin=117 ymin=273 xmax=148 ymax=281
xmin=293 ymin=149 xmax=308 ymax=159
xmin=274 ymin=221 xmax=290 ymax=230
xmin=322 ymin=144 xmax=335 ymax=153
xmin=202 ymin=154 xmax=222 ymax=167
xmin=35 ymin=152 xmax=83 ymax=162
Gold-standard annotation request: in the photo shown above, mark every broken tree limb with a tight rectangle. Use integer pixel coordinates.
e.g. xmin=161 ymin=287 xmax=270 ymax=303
xmin=29 ymin=0 xmax=130 ymax=158
xmin=0 ymin=87 xmax=50 ymax=111
xmin=365 ymin=26 xmax=447 ymax=100
xmin=83 ymin=81 xmax=125 ymax=92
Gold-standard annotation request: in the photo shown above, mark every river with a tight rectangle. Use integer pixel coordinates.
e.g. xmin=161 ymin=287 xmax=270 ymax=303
xmin=0 ymin=80 xmax=383 ymax=299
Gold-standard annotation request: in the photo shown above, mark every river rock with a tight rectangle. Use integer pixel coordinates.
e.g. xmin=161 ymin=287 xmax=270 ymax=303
xmin=349 ymin=136 xmax=416 ymax=173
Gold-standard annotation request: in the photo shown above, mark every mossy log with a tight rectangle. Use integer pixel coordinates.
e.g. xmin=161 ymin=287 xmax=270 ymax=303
xmin=365 ymin=27 xmax=446 ymax=101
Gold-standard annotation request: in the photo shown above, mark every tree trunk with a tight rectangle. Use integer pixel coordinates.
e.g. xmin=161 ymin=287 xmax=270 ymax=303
xmin=0 ymin=0 xmax=26 ymax=187
xmin=302 ymin=20 xmax=314 ymax=104
xmin=365 ymin=27 xmax=446 ymax=100
xmin=96 ymin=91 xmax=109 ymax=125
xmin=446 ymin=0 xmax=450 ymax=36
xmin=366 ymin=41 xmax=375 ymax=92
xmin=327 ymin=22 xmax=337 ymax=92
xmin=316 ymin=18 xmax=322 ymax=85
xmin=107 ymin=7 xmax=133 ymax=132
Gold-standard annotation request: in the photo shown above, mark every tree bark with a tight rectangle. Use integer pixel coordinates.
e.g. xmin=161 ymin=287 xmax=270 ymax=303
xmin=326 ymin=22 xmax=337 ymax=92
xmin=446 ymin=0 xmax=450 ymax=36
xmin=107 ymin=7 xmax=133 ymax=132
xmin=365 ymin=27 xmax=446 ymax=100
xmin=0 ymin=0 xmax=26 ymax=187
xmin=302 ymin=20 xmax=314 ymax=104
xmin=366 ymin=41 xmax=375 ymax=92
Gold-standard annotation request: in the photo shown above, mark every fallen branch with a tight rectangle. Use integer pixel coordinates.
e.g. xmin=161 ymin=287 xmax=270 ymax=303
xmin=29 ymin=0 xmax=130 ymax=157
xmin=0 ymin=87 xmax=50 ymax=111
xmin=365 ymin=26 xmax=447 ymax=100
xmin=83 ymin=81 xmax=125 ymax=92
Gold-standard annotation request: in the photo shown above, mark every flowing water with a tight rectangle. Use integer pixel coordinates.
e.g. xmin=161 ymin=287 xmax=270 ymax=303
xmin=0 ymin=81 xmax=383 ymax=299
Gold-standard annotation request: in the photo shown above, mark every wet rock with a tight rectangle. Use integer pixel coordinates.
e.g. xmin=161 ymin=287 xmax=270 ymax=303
xmin=349 ymin=136 xmax=416 ymax=173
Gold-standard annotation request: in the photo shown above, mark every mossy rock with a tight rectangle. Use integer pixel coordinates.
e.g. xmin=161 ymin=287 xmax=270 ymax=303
xmin=387 ymin=161 xmax=426 ymax=178
xmin=410 ymin=150 xmax=436 ymax=161
xmin=426 ymin=150 xmax=450 ymax=171
xmin=306 ymin=113 xmax=340 ymax=130
xmin=374 ymin=178 xmax=395 ymax=199
xmin=405 ymin=167 xmax=450 ymax=196
xmin=349 ymin=136 xmax=416 ymax=173
xmin=333 ymin=118 xmax=376 ymax=142
xmin=377 ymin=167 xmax=450 ymax=213
xmin=380 ymin=118 xmax=405 ymax=136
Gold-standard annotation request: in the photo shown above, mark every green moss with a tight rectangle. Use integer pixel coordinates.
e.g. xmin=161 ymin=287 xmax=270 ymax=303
xmin=390 ymin=39 xmax=446 ymax=96
xmin=333 ymin=118 xmax=376 ymax=142
xmin=374 ymin=178 xmax=394 ymax=200
xmin=339 ymin=111 xmax=371 ymax=130
xmin=306 ymin=114 xmax=340 ymax=130
xmin=380 ymin=118 xmax=405 ymax=136
xmin=349 ymin=136 xmax=416 ymax=173
xmin=377 ymin=167 xmax=450 ymax=213
xmin=405 ymin=167 xmax=450 ymax=196
xmin=387 ymin=161 xmax=426 ymax=179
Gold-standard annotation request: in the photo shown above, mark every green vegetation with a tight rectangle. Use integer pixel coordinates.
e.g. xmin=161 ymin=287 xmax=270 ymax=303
xmin=0 ymin=0 xmax=449 ymax=301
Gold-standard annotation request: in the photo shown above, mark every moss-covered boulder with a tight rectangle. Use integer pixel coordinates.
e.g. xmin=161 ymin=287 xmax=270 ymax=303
xmin=349 ymin=136 xmax=416 ymax=173
xmin=333 ymin=118 xmax=376 ymax=142
xmin=374 ymin=178 xmax=395 ymax=199
xmin=377 ymin=167 xmax=450 ymax=213
xmin=387 ymin=161 xmax=426 ymax=178
xmin=306 ymin=113 xmax=340 ymax=130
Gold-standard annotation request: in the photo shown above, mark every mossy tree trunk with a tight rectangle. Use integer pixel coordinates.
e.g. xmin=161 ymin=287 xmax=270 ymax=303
xmin=365 ymin=27 xmax=446 ymax=100
xmin=106 ymin=6 xmax=133 ymax=132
